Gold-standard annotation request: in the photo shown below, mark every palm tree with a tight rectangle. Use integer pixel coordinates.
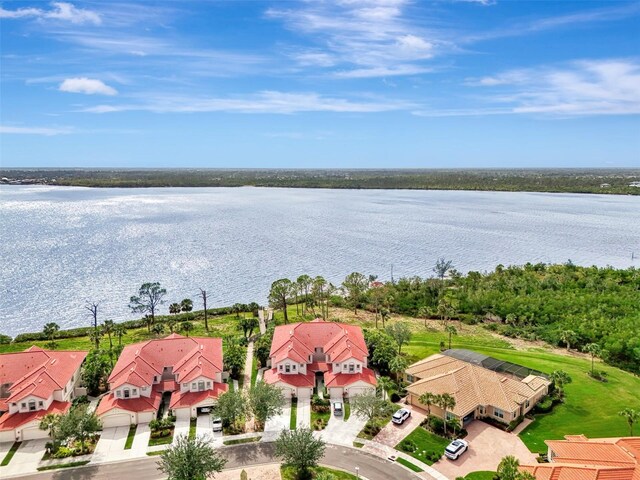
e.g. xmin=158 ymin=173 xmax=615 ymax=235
xmin=437 ymin=393 xmax=456 ymax=436
xmin=39 ymin=413 xmax=60 ymax=449
xmin=102 ymin=320 xmax=115 ymax=350
xmin=618 ymin=408 xmax=640 ymax=436
xmin=583 ymin=343 xmax=601 ymax=376
xmin=43 ymin=322 xmax=60 ymax=348
xmin=169 ymin=302 xmax=181 ymax=315
xmin=89 ymin=328 xmax=102 ymax=349
xmin=549 ymin=370 xmax=572 ymax=400
xmin=445 ymin=325 xmax=457 ymax=350
xmin=389 ymin=356 xmax=408 ymax=389
xmin=113 ymin=323 xmax=127 ymax=346
xmin=167 ymin=317 xmax=177 ymax=334
xmin=496 ymin=455 xmax=520 ymax=480
xmin=152 ymin=323 xmax=165 ymax=337
xmin=376 ymin=376 xmax=395 ymax=400
xmin=181 ymin=321 xmax=193 ymax=337
xmin=418 ymin=392 xmax=437 ymax=417
xmin=560 ymin=330 xmax=576 ymax=351
xmin=180 ymin=298 xmax=193 ymax=317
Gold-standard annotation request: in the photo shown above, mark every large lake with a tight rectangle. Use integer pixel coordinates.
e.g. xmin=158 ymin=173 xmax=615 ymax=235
xmin=1 ymin=185 xmax=639 ymax=336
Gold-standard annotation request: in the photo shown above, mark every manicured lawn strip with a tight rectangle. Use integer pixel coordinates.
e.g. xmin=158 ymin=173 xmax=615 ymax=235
xmin=251 ymin=356 xmax=258 ymax=387
xmin=1 ymin=442 xmax=21 ymax=466
xmin=396 ymin=457 xmax=424 ymax=472
xmin=465 ymin=471 xmax=496 ymax=480
xmin=227 ymin=379 xmax=234 ymax=393
xmin=281 ymin=465 xmax=357 ymax=480
xmin=404 ymin=338 xmax=640 ymax=453
xmin=146 ymin=450 xmax=165 ymax=456
xmin=124 ymin=424 xmax=137 ymax=450
xmin=37 ymin=460 xmax=90 ymax=471
xmin=222 ymin=436 xmax=261 ymax=446
xmin=189 ymin=418 xmax=197 ymax=439
xmin=344 ymin=400 xmax=351 ymax=421
xmin=311 ymin=409 xmax=330 ymax=430
xmin=396 ymin=427 xmax=449 ymax=465
xmin=290 ymin=398 xmax=298 ymax=430
xmin=149 ymin=428 xmax=174 ymax=447
xmin=353 ymin=441 xmax=364 ymax=448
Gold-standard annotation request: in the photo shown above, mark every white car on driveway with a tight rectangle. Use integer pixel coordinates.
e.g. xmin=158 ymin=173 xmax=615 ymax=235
xmin=391 ymin=408 xmax=411 ymax=425
xmin=211 ymin=418 xmax=223 ymax=432
xmin=444 ymin=439 xmax=469 ymax=460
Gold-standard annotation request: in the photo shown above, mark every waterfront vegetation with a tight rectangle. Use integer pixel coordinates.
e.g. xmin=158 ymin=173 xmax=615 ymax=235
xmin=3 ymin=167 xmax=639 ymax=195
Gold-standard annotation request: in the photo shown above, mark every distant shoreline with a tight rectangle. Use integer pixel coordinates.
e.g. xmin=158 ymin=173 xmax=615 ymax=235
xmin=2 ymin=167 xmax=639 ymax=195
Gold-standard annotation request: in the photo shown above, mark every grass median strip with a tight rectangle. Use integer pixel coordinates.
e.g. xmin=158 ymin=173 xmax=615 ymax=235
xmin=1 ymin=442 xmax=21 ymax=466
xmin=124 ymin=424 xmax=137 ymax=450
xmin=37 ymin=461 xmax=90 ymax=471
xmin=223 ymin=436 xmax=261 ymax=446
xmin=290 ymin=398 xmax=298 ymax=429
xmin=396 ymin=457 xmax=424 ymax=472
xmin=189 ymin=418 xmax=197 ymax=439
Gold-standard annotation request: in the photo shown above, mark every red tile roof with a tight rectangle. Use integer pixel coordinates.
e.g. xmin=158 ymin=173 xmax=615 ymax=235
xmin=263 ymin=369 xmax=316 ymax=387
xmin=521 ymin=435 xmax=640 ymax=480
xmin=0 ymin=347 xmax=87 ymax=408
xmin=0 ymin=400 xmax=70 ymax=432
xmin=270 ymin=320 xmax=368 ymax=365
xmin=169 ymin=384 xmax=228 ymax=409
xmin=95 ymin=387 xmax=163 ymax=415
xmin=324 ymin=367 xmax=377 ymax=387
xmin=108 ymin=334 xmax=223 ymax=390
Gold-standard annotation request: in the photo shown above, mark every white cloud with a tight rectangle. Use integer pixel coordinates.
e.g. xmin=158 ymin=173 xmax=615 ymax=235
xmin=0 ymin=2 xmax=101 ymax=25
xmin=82 ymin=91 xmax=415 ymax=115
xmin=59 ymin=78 xmax=118 ymax=95
xmin=0 ymin=125 xmax=73 ymax=136
xmin=461 ymin=59 xmax=640 ymax=116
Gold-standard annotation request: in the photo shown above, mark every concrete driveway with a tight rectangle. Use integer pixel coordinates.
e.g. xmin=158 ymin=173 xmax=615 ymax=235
xmin=172 ymin=417 xmax=190 ymax=444
xmin=196 ymin=414 xmax=213 ymax=439
xmin=129 ymin=423 xmax=150 ymax=456
xmin=2 ymin=439 xmax=47 ymax=476
xmin=374 ymin=405 xmax=426 ymax=448
xmin=432 ymin=421 xmax=537 ymax=479
xmin=296 ymin=397 xmax=310 ymax=429
xmin=93 ymin=426 xmax=129 ymax=462
xmin=318 ymin=404 xmax=367 ymax=446
xmin=262 ymin=397 xmax=291 ymax=441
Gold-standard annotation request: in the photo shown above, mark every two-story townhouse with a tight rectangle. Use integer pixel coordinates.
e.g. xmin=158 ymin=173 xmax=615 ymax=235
xmin=263 ymin=319 xmax=377 ymax=399
xmin=0 ymin=346 xmax=88 ymax=442
xmin=96 ymin=333 xmax=227 ymax=427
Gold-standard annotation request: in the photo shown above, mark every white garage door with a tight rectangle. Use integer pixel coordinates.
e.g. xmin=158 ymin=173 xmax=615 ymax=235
xmin=22 ymin=425 xmax=46 ymax=441
xmin=347 ymin=386 xmax=374 ymax=398
xmin=297 ymin=388 xmax=312 ymax=399
xmin=101 ymin=413 xmax=131 ymax=428
xmin=175 ymin=408 xmax=191 ymax=421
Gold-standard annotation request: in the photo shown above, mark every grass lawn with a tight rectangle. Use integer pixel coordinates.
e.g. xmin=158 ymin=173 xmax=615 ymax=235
xmin=227 ymin=378 xmax=234 ymax=393
xmin=146 ymin=450 xmax=165 ymax=456
xmin=124 ymin=424 xmax=136 ymax=450
xmin=281 ymin=465 xmax=358 ymax=480
xmin=464 ymin=472 xmax=496 ymax=480
xmin=344 ymin=400 xmax=351 ymax=421
xmin=290 ymin=398 xmax=298 ymax=429
xmin=403 ymin=330 xmax=640 ymax=453
xmin=222 ymin=436 xmax=261 ymax=446
xmin=1 ymin=442 xmax=21 ymax=466
xmin=148 ymin=429 xmax=174 ymax=447
xmin=311 ymin=409 xmax=330 ymax=431
xmin=251 ymin=356 xmax=258 ymax=387
xmin=189 ymin=418 xmax=197 ymax=440
xmin=396 ymin=457 xmax=424 ymax=472
xmin=396 ymin=426 xmax=450 ymax=465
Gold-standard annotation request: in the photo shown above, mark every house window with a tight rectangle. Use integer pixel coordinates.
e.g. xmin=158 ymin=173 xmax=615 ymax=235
xmin=285 ymin=365 xmax=291 ymax=373
xmin=132 ymin=389 xmax=137 ymax=395
xmin=39 ymin=401 xmax=44 ymax=408
xmin=292 ymin=365 xmax=297 ymax=371
xmin=349 ymin=364 xmax=355 ymax=373
xmin=279 ymin=365 xmax=283 ymax=371
xmin=192 ymin=383 xmax=196 ymax=389
xmin=116 ymin=391 xmax=122 ymax=398
xmin=207 ymin=381 xmax=211 ymax=388
xmin=198 ymin=381 xmax=205 ymax=391
xmin=124 ymin=389 xmax=130 ymax=398
xmin=407 ymin=374 xmax=414 ymax=382
xmin=525 ymin=400 xmax=530 ymax=408
xmin=300 ymin=364 xmax=304 ymax=368
xmin=334 ymin=363 xmax=339 ymax=368
xmin=494 ymin=408 xmax=504 ymax=419
xmin=29 ymin=401 xmax=36 ymax=411
xmin=21 ymin=402 xmax=26 ymax=409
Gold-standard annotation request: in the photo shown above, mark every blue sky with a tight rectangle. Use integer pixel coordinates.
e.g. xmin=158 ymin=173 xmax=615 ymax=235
xmin=1 ymin=0 xmax=639 ymax=168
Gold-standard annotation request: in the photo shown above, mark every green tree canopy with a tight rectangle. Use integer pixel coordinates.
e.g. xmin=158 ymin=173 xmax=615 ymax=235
xmin=248 ymin=381 xmax=284 ymax=428
xmin=157 ymin=435 xmax=226 ymax=480
xmin=275 ymin=428 xmax=326 ymax=479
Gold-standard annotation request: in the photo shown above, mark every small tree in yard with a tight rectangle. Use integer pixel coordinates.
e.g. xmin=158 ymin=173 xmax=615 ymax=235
xmin=385 ymin=322 xmax=412 ymax=354
xmin=275 ymin=428 xmax=326 ymax=480
xmin=212 ymin=391 xmax=246 ymax=430
xmin=436 ymin=393 xmax=456 ymax=436
xmin=57 ymin=406 xmax=101 ymax=452
xmin=549 ymin=370 xmax=572 ymax=400
xmin=224 ymin=339 xmax=245 ymax=379
xmin=445 ymin=324 xmax=457 ymax=350
xmin=418 ymin=392 xmax=438 ymax=417
xmin=583 ymin=343 xmax=601 ymax=376
xmin=158 ymin=435 xmax=226 ymax=480
xmin=495 ymin=455 xmax=536 ymax=480
xmin=619 ymin=408 xmax=640 ymax=436
xmin=43 ymin=322 xmax=60 ymax=348
xmin=248 ymin=381 xmax=284 ymax=428
xmin=388 ymin=355 xmax=409 ymax=388
xmin=350 ymin=392 xmax=389 ymax=423
xmin=82 ymin=349 xmax=111 ymax=396
xmin=181 ymin=321 xmax=193 ymax=336
xmin=39 ymin=413 xmax=61 ymax=450
xmin=129 ymin=282 xmax=167 ymax=332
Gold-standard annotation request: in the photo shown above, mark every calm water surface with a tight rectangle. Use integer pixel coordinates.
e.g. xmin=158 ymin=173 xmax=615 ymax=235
xmin=1 ymin=185 xmax=639 ymax=336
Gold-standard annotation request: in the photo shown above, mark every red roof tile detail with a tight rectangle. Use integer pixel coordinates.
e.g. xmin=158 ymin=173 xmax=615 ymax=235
xmin=96 ymin=387 xmax=163 ymax=415
xmin=263 ymin=369 xmax=316 ymax=387
xmin=324 ymin=367 xmax=377 ymax=387
xmin=0 ymin=400 xmax=70 ymax=431
xmin=169 ymin=384 xmax=228 ymax=409
xmin=0 ymin=347 xmax=87 ymax=408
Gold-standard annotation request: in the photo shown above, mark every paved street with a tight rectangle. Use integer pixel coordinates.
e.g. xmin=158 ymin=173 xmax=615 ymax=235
xmin=10 ymin=442 xmax=423 ymax=480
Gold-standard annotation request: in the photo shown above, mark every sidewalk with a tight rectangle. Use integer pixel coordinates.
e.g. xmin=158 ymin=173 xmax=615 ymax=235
xmin=243 ymin=341 xmax=256 ymax=433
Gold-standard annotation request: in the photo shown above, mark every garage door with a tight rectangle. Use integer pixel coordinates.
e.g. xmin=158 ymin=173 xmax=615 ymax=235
xmin=101 ymin=413 xmax=131 ymax=428
xmin=175 ymin=408 xmax=191 ymax=421
xmin=22 ymin=425 xmax=46 ymax=441
xmin=297 ymin=388 xmax=311 ymax=399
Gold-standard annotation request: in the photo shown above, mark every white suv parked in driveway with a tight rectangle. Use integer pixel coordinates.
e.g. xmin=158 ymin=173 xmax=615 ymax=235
xmin=391 ymin=408 xmax=411 ymax=425
xmin=444 ymin=439 xmax=469 ymax=460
